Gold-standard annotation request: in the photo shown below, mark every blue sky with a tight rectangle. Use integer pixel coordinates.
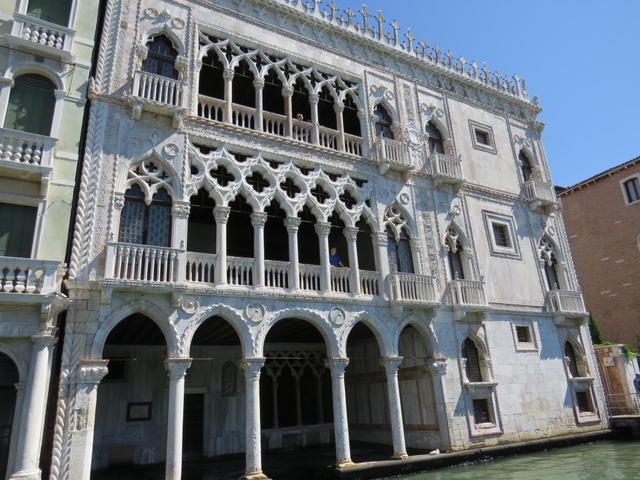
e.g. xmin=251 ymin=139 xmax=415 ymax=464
xmin=337 ymin=0 xmax=639 ymax=186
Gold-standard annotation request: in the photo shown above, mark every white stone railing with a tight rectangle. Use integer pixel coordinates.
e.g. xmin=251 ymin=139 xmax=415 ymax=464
xmin=185 ymin=252 xmax=216 ymax=284
xmin=389 ymin=273 xmax=437 ymax=305
xmin=523 ymin=179 xmax=556 ymax=205
xmin=264 ymin=259 xmax=289 ymax=288
xmin=330 ymin=267 xmax=351 ymax=294
xmin=263 ymin=111 xmax=287 ymax=136
xmin=344 ymin=133 xmax=363 ymax=156
xmin=132 ymin=70 xmax=185 ymax=108
xmin=11 ymin=13 xmax=74 ymax=54
xmin=227 ymin=256 xmax=254 ymax=286
xmin=197 ymin=94 xmax=224 ymax=122
xmin=0 ymin=128 xmax=55 ymax=168
xmin=0 ymin=257 xmax=61 ymax=295
xmin=231 ymin=103 xmax=257 ymax=129
xmin=376 ymin=136 xmax=412 ymax=169
xmin=292 ymin=118 xmax=313 ymax=143
xmin=299 ymin=264 xmax=322 ymax=291
xmin=105 ymin=243 xmax=182 ymax=283
xmin=430 ymin=152 xmax=463 ymax=182
xmin=547 ymin=290 xmax=586 ymax=315
xmin=360 ymin=270 xmax=380 ymax=296
xmin=449 ymin=279 xmax=486 ymax=308
xmin=318 ymin=126 xmax=339 ymax=150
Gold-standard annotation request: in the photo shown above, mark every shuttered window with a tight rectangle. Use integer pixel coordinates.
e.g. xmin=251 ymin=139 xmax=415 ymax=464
xmin=26 ymin=0 xmax=73 ymax=26
xmin=4 ymin=74 xmax=56 ymax=136
xmin=0 ymin=203 xmax=37 ymax=258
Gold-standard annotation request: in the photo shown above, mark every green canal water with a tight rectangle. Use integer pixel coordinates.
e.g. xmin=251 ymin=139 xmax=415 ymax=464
xmin=404 ymin=440 xmax=639 ymax=480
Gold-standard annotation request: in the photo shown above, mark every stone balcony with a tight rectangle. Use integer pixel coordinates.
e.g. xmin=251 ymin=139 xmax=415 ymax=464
xmin=388 ymin=273 xmax=438 ymax=309
xmin=0 ymin=128 xmax=56 ymax=196
xmin=106 ymin=244 xmax=382 ymax=300
xmin=130 ymin=70 xmax=187 ymax=127
xmin=546 ymin=289 xmax=588 ymax=324
xmin=0 ymin=257 xmax=64 ymax=302
xmin=430 ymin=152 xmax=464 ymax=188
xmin=448 ymin=279 xmax=487 ymax=319
xmin=376 ymin=136 xmax=413 ymax=177
xmin=8 ymin=13 xmax=75 ymax=60
xmin=522 ymin=179 xmax=557 ymax=211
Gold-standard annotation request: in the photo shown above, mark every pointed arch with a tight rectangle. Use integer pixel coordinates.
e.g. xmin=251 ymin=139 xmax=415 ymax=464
xmin=142 ymin=25 xmax=186 ymax=57
xmin=518 ymin=148 xmax=534 ymax=182
xmin=342 ymin=313 xmax=390 ymax=357
xmin=182 ymin=304 xmax=251 ymax=358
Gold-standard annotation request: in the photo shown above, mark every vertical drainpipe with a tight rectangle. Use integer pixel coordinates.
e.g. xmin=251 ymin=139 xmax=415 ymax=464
xmin=39 ymin=1 xmax=109 ymax=477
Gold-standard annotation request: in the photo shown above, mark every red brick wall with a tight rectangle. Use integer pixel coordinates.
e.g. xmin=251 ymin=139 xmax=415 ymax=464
xmin=560 ymin=163 xmax=640 ymax=347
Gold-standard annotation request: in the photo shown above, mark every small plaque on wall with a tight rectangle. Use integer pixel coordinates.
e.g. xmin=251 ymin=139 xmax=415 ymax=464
xmin=126 ymin=402 xmax=152 ymax=422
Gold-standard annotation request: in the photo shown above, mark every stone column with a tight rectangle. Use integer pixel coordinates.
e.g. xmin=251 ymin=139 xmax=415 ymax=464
xmin=285 ymin=217 xmax=301 ymax=290
xmin=10 ymin=334 xmax=56 ymax=480
xmin=251 ymin=212 xmax=267 ymax=288
xmin=254 ymin=77 xmax=264 ymax=132
xmin=6 ymin=383 xmax=25 ymax=479
xmin=172 ymin=202 xmax=190 ymax=283
xmin=324 ymin=358 xmax=353 ymax=468
xmin=315 ymin=221 xmax=332 ymax=292
xmin=380 ymin=356 xmax=408 ymax=460
xmin=335 ymin=103 xmax=346 ymax=151
xmin=223 ymin=68 xmax=234 ymax=123
xmin=214 ymin=206 xmax=230 ymax=285
xmin=241 ymin=358 xmax=268 ymax=480
xmin=70 ymin=359 xmax=110 ymax=480
xmin=165 ymin=358 xmax=192 ymax=480
xmin=344 ymin=226 xmax=361 ymax=295
xmin=309 ymin=93 xmax=320 ymax=144
xmin=358 ymin=110 xmax=371 ymax=158
xmin=373 ymin=232 xmax=391 ymax=298
xmin=426 ymin=359 xmax=452 ymax=451
xmin=283 ymin=86 xmax=294 ymax=137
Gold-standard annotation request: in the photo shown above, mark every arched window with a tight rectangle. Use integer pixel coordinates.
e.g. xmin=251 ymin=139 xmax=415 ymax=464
xmin=374 ymin=104 xmax=393 ymax=139
xmin=386 ymin=227 xmax=414 ymax=273
xmin=446 ymin=229 xmax=465 ymax=280
xmin=539 ymin=238 xmax=560 ymax=290
xmin=426 ymin=121 xmax=445 ymax=154
xmin=564 ymin=342 xmax=580 ymax=377
xmin=118 ymin=184 xmax=172 ymax=246
xmin=263 ymin=68 xmax=284 ymax=116
xmin=292 ymin=77 xmax=311 ymax=122
xmin=317 ymin=86 xmax=336 ymax=130
xmin=462 ymin=338 xmax=483 ymax=382
xmin=199 ymin=50 xmax=225 ymax=101
xmin=232 ymin=60 xmax=255 ymax=108
xmin=4 ymin=74 xmax=56 ymax=136
xmin=26 ymin=0 xmax=73 ymax=26
xmin=142 ymin=36 xmax=178 ymax=79
xmin=519 ymin=151 xmax=533 ymax=181
xmin=343 ymin=93 xmax=361 ymax=137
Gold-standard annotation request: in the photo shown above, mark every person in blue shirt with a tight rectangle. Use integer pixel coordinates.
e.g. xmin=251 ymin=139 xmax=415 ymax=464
xmin=329 ymin=247 xmax=344 ymax=267
xmin=634 ymin=373 xmax=640 ymax=396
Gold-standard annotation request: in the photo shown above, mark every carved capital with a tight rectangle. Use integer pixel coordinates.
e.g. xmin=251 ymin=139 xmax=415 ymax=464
xmin=172 ymin=201 xmax=190 ymax=219
xmin=426 ymin=358 xmax=447 ymax=376
xmin=253 ymin=77 xmax=265 ymax=89
xmin=314 ymin=221 xmax=332 ymax=237
xmin=31 ymin=333 xmax=57 ymax=349
xmin=380 ymin=356 xmax=403 ymax=374
xmin=241 ymin=358 xmax=266 ymax=381
xmin=250 ymin=212 xmax=268 ymax=227
xmin=333 ymin=103 xmax=345 ymax=114
xmin=284 ymin=216 xmax=302 ymax=232
xmin=344 ymin=226 xmax=359 ymax=243
xmin=324 ymin=357 xmax=349 ymax=375
xmin=309 ymin=93 xmax=320 ymax=105
xmin=78 ymin=359 xmax=109 ymax=385
xmin=373 ymin=231 xmax=388 ymax=247
xmin=165 ymin=358 xmax=192 ymax=380
xmin=175 ymin=55 xmax=189 ymax=73
xmin=214 ymin=206 xmax=231 ymax=224
xmin=114 ymin=192 xmax=125 ymax=211
xmin=282 ymin=86 xmax=294 ymax=97
xmin=223 ymin=68 xmax=235 ymax=81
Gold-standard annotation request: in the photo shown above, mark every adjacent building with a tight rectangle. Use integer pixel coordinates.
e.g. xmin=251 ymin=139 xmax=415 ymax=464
xmin=0 ymin=1 xmax=101 ymax=479
xmin=558 ymin=157 xmax=640 ymax=348
xmin=0 ymin=1 xmax=609 ymax=479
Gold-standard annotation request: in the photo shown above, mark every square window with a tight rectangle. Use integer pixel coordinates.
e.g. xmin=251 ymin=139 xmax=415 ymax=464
xmin=516 ymin=326 xmax=531 ymax=343
xmin=576 ymin=390 xmax=594 ymax=415
xmin=492 ymin=223 xmax=511 ymax=248
xmin=475 ymin=129 xmax=490 ymax=145
xmin=622 ymin=177 xmax=640 ymax=204
xmin=0 ymin=203 xmax=37 ymax=258
xmin=472 ymin=398 xmax=492 ymax=424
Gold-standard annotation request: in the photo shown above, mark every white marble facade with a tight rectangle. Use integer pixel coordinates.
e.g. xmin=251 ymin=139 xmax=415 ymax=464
xmin=50 ymin=1 xmax=607 ymax=479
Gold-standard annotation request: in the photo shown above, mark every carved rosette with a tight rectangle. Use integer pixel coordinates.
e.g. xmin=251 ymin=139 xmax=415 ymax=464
xmin=329 ymin=307 xmax=346 ymax=327
xmin=165 ymin=358 xmax=192 ymax=380
xmin=245 ymin=303 xmax=266 ymax=324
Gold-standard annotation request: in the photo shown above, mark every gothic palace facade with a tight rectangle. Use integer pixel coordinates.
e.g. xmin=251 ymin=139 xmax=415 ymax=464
xmin=1 ymin=1 xmax=609 ymax=479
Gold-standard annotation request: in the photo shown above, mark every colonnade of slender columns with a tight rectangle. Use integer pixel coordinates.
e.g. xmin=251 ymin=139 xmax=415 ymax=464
xmin=210 ymin=69 xmax=359 ymax=152
xmin=241 ymin=358 xmax=268 ymax=480
xmin=325 ymin=358 xmax=353 ymax=468
xmin=165 ymin=358 xmax=192 ymax=480
xmin=381 ymin=356 xmax=408 ymax=460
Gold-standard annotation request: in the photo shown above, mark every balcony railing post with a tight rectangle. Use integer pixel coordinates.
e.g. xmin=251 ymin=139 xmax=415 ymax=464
xmin=315 ymin=222 xmax=332 ymax=292
xmin=285 ymin=217 xmax=301 ymax=290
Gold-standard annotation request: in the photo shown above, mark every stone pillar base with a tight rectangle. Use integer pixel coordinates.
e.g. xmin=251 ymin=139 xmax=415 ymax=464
xmin=336 ymin=460 xmax=356 ymax=469
xmin=392 ymin=453 xmax=409 ymax=460
xmin=10 ymin=469 xmax=41 ymax=480
xmin=240 ymin=472 xmax=271 ymax=480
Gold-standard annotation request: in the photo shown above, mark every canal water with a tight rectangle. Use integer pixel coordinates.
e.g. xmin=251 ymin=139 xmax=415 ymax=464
xmin=404 ymin=440 xmax=639 ymax=480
